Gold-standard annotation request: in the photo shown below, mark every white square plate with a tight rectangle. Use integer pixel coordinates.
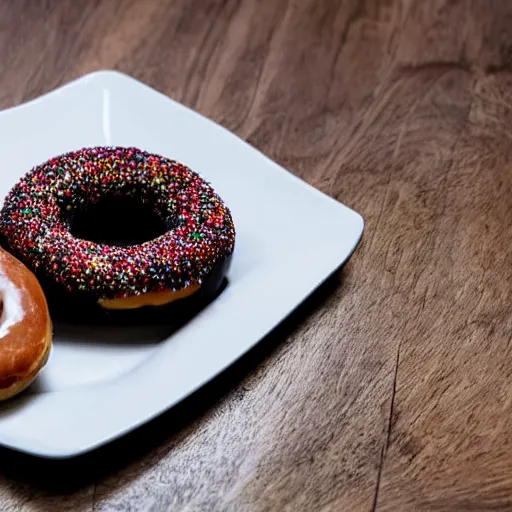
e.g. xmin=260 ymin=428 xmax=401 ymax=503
xmin=0 ymin=71 xmax=364 ymax=458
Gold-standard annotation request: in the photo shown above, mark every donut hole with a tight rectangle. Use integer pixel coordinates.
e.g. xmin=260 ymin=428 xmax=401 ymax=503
xmin=69 ymin=196 xmax=169 ymax=246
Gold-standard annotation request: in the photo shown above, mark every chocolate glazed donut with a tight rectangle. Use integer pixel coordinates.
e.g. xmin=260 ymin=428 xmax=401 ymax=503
xmin=0 ymin=147 xmax=235 ymax=323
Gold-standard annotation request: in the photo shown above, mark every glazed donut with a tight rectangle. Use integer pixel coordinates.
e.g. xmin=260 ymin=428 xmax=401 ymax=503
xmin=0 ymin=248 xmax=52 ymax=401
xmin=0 ymin=146 xmax=235 ymax=316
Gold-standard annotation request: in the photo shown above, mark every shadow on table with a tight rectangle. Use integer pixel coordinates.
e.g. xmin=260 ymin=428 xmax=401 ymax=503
xmin=0 ymin=265 xmax=348 ymax=494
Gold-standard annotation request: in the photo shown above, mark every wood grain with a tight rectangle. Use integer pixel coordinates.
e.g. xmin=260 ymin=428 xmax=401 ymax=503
xmin=1 ymin=0 xmax=512 ymax=510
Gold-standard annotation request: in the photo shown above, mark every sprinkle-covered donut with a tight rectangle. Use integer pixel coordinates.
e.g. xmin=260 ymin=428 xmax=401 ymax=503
xmin=0 ymin=146 xmax=235 ymax=315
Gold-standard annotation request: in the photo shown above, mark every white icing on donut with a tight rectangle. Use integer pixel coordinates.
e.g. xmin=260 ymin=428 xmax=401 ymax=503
xmin=0 ymin=271 xmax=24 ymax=339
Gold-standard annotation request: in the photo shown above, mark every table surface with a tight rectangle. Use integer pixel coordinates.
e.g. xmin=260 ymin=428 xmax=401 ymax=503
xmin=1 ymin=0 xmax=512 ymax=510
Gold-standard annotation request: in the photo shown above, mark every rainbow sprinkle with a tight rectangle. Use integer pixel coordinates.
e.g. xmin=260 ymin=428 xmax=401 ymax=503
xmin=0 ymin=147 xmax=235 ymax=300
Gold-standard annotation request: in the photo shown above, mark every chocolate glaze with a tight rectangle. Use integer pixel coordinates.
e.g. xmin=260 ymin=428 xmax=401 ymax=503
xmin=34 ymin=253 xmax=231 ymax=326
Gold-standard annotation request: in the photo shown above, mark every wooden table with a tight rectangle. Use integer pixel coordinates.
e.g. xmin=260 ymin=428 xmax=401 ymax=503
xmin=1 ymin=0 xmax=512 ymax=510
